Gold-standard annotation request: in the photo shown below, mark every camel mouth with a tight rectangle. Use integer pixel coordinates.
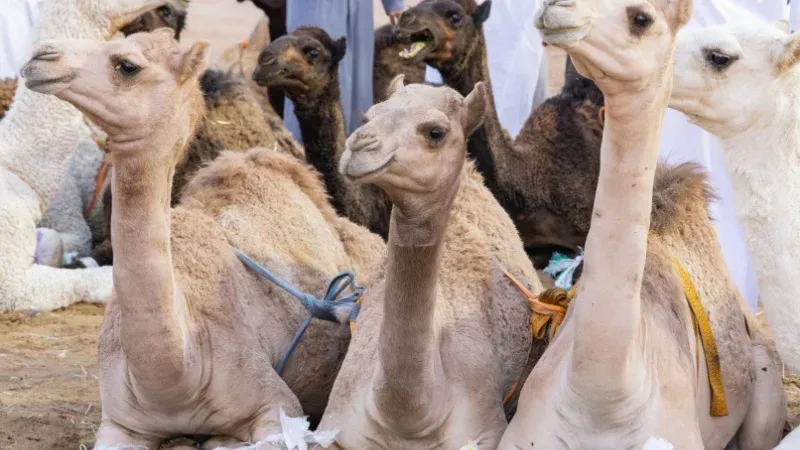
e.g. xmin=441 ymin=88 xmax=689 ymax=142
xmin=24 ymin=73 xmax=76 ymax=94
xmin=538 ymin=22 xmax=591 ymax=47
xmin=340 ymin=142 xmax=396 ymax=184
xmin=253 ymin=69 xmax=309 ymax=92
xmin=398 ymin=29 xmax=435 ymax=61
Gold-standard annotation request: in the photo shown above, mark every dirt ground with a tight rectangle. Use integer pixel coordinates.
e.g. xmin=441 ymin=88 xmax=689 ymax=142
xmin=1 ymin=2 xmax=796 ymax=449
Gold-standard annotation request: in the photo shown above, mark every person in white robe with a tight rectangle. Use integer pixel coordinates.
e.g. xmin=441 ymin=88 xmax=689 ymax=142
xmin=0 ymin=0 xmax=44 ymax=78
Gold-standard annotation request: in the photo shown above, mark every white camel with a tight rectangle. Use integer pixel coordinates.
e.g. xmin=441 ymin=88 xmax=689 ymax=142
xmin=0 ymin=0 xmax=163 ymax=310
xmin=670 ymin=19 xmax=800 ymax=372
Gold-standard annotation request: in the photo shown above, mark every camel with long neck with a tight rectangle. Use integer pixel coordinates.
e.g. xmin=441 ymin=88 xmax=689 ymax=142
xmin=24 ymin=29 xmax=385 ymax=448
xmin=0 ymin=0 xmax=167 ymax=311
xmin=255 ymin=26 xmax=392 ymax=239
xmin=395 ymin=0 xmax=603 ymax=260
xmin=497 ymin=0 xmax=786 ymax=448
xmin=669 ymin=20 xmax=800 ymax=373
xmin=318 ymin=78 xmax=543 ymax=449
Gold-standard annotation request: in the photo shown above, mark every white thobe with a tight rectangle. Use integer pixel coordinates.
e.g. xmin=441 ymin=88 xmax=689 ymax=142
xmin=661 ymin=0 xmax=790 ymax=312
xmin=0 ymin=0 xmax=43 ymax=78
xmin=424 ymin=0 xmax=548 ymax=139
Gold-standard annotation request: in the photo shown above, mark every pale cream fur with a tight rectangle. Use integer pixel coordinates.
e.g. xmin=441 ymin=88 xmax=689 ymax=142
xmin=318 ymin=78 xmax=542 ymax=449
xmin=499 ymin=0 xmax=785 ymax=448
xmin=23 ymin=30 xmax=385 ymax=449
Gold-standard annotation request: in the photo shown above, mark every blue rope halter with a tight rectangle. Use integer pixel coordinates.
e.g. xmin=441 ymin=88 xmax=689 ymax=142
xmin=232 ymin=248 xmax=363 ymax=376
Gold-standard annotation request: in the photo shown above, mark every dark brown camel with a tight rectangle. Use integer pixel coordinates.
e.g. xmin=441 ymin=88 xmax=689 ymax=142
xmin=397 ymin=0 xmax=609 ymax=265
xmin=373 ymin=24 xmax=427 ymax=104
xmin=254 ymin=26 xmax=393 ymax=239
xmin=0 ymin=1 xmax=188 ymax=121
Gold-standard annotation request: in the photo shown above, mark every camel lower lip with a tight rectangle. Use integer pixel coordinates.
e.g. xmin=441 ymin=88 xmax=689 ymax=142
xmin=346 ymin=156 xmax=394 ymax=182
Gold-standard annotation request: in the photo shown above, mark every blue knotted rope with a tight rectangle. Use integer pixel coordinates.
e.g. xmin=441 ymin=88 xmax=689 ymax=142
xmin=233 ymin=248 xmax=363 ymax=376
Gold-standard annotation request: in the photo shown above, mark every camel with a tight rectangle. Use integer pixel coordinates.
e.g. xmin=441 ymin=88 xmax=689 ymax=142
xmin=396 ymin=0 xmax=602 ymax=263
xmin=0 ymin=0 xmax=188 ymax=122
xmin=373 ymin=24 xmax=427 ymax=104
xmin=0 ymin=0 xmax=169 ymax=311
xmin=496 ymin=0 xmax=786 ymax=448
xmin=24 ymin=29 xmax=386 ymax=448
xmin=668 ymin=20 xmax=800 ymax=373
xmin=317 ymin=78 xmax=543 ymax=448
xmin=255 ymin=26 xmax=392 ymax=239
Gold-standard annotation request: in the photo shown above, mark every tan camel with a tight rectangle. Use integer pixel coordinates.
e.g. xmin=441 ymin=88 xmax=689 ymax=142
xmin=23 ymin=29 xmax=385 ymax=449
xmin=317 ymin=77 xmax=544 ymax=449
xmin=498 ymin=0 xmax=786 ymax=449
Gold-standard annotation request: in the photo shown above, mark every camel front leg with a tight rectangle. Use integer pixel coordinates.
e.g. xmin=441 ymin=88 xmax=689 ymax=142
xmin=730 ymin=341 xmax=786 ymax=450
xmin=93 ymin=418 xmax=163 ymax=450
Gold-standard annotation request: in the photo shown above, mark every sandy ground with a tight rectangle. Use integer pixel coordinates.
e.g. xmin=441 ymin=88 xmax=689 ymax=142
xmin=0 ymin=2 xmax=796 ymax=449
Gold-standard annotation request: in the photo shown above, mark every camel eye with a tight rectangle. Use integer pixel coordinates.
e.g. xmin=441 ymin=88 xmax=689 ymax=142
xmin=306 ymin=49 xmax=320 ymax=61
xmin=157 ymin=5 xmax=172 ymax=19
xmin=628 ymin=9 xmax=653 ymax=34
xmin=447 ymin=11 xmax=462 ymax=24
xmin=428 ymin=127 xmax=446 ymax=141
xmin=707 ymin=51 xmax=733 ymax=69
xmin=115 ymin=60 xmax=140 ymax=78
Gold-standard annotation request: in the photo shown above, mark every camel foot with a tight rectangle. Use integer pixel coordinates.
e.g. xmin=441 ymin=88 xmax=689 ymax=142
xmin=93 ymin=419 xmax=162 ymax=450
xmin=34 ymin=227 xmax=64 ymax=267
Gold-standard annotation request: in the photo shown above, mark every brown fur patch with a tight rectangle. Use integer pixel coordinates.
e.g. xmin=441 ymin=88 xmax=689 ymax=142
xmin=0 ymin=78 xmax=17 ymax=120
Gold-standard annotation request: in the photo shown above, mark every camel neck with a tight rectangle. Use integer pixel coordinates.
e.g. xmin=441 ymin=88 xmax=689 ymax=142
xmin=569 ymin=82 xmax=669 ymax=392
xmin=0 ymin=1 xmax=107 ymax=208
xmin=110 ymin=145 xmax=187 ymax=394
xmin=374 ymin=198 xmax=454 ymax=433
xmin=292 ymin=80 xmax=350 ymax=214
xmin=438 ymin=34 xmax=513 ymax=206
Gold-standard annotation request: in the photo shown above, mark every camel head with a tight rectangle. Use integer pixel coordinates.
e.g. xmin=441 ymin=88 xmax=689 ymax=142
xmin=119 ymin=1 xmax=189 ymax=40
xmin=537 ymin=0 xmax=692 ymax=94
xmin=339 ymin=76 xmax=487 ymax=215
xmin=395 ymin=0 xmax=491 ymax=70
xmin=670 ymin=21 xmax=800 ymax=138
xmin=22 ymin=29 xmax=207 ymax=158
xmin=72 ymin=0 xmax=170 ymax=35
xmin=253 ymin=26 xmax=346 ymax=99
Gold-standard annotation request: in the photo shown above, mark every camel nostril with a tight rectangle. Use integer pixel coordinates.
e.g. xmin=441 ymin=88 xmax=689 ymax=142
xmin=548 ymin=0 xmax=575 ymax=6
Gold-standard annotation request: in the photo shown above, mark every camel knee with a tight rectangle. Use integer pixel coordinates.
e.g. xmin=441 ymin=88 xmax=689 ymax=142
xmin=733 ymin=343 xmax=786 ymax=450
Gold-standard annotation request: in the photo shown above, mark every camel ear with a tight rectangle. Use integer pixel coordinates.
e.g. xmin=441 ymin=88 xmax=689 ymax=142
xmin=776 ymin=19 xmax=791 ymax=34
xmin=779 ymin=31 xmax=800 ymax=73
xmin=332 ymin=36 xmax=347 ymax=64
xmin=178 ymin=40 xmax=210 ymax=83
xmin=473 ymin=1 xmax=492 ymax=26
xmin=463 ymin=81 xmax=488 ymax=136
xmin=387 ymin=74 xmax=405 ymax=98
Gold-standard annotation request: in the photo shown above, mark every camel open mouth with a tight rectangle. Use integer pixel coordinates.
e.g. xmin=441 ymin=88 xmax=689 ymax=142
xmin=399 ymin=29 xmax=434 ymax=60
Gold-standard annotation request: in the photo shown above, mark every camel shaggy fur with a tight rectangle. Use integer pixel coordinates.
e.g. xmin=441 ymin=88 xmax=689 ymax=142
xmin=498 ymin=0 xmax=786 ymax=448
xmin=669 ymin=20 xmax=800 ymax=373
xmin=34 ymin=1 xmax=190 ymax=269
xmin=24 ymin=29 xmax=386 ymax=448
xmin=0 ymin=0 xmax=167 ymax=311
xmin=318 ymin=78 xmax=543 ymax=449
xmin=255 ymin=26 xmax=392 ymax=238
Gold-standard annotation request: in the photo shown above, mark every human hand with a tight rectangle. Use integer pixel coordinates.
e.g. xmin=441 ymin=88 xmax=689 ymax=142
xmin=389 ymin=10 xmax=403 ymax=25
